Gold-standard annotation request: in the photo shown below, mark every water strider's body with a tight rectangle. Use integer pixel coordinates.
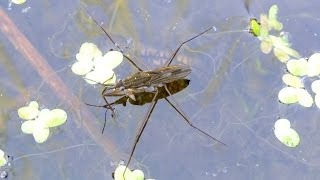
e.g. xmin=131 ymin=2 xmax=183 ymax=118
xmin=102 ymin=65 xmax=191 ymax=100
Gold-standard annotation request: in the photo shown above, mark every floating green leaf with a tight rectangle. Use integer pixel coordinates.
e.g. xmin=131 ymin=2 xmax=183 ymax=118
xmin=94 ymin=51 xmax=123 ymax=70
xmin=274 ymin=127 xmax=300 ymax=147
xmin=259 ymin=14 xmax=269 ymax=37
xmin=84 ymin=69 xmax=116 ymax=85
xmin=311 ymin=80 xmax=320 ymax=94
xmin=259 ymin=34 xmax=300 ymax=62
xmin=78 ymin=42 xmax=102 ymax=60
xmin=260 ymin=37 xmax=273 ymax=54
xmin=46 ymin=109 xmax=67 ymax=128
xmin=114 ymin=165 xmax=144 ymax=180
xmin=278 ymin=87 xmax=299 ymax=104
xmin=32 ymin=124 xmax=50 ymax=144
xmin=274 ymin=47 xmax=290 ymax=62
xmin=18 ymin=102 xmax=40 ymax=120
xmin=29 ymin=101 xmax=39 ymax=109
xmin=12 ymin=0 xmax=26 ymax=4
xmin=0 ymin=150 xmax=7 ymax=167
xmin=37 ymin=109 xmax=53 ymax=123
xmin=307 ymin=53 xmax=320 ymax=77
xmin=269 ymin=35 xmax=300 ymax=59
xmin=282 ymin=74 xmax=304 ymax=88
xmin=21 ymin=120 xmax=35 ymax=134
xmin=274 ymin=119 xmax=300 ymax=147
xmin=71 ymin=60 xmax=94 ymax=75
xmin=297 ymin=89 xmax=313 ymax=107
xmin=268 ymin=5 xmax=283 ymax=31
xmin=274 ymin=118 xmax=291 ymax=130
xmin=286 ymin=58 xmax=308 ymax=76
xmin=315 ymin=94 xmax=320 ymax=109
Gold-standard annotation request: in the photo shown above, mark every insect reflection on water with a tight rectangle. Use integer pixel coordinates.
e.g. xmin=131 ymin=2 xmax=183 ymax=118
xmin=82 ymin=9 xmax=244 ymax=179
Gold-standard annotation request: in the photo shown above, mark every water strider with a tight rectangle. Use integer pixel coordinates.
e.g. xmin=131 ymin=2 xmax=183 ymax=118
xmin=83 ymin=6 xmax=255 ymax=178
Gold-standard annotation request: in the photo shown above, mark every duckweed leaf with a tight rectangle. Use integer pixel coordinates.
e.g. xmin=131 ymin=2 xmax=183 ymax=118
xmin=282 ymin=74 xmax=304 ymax=88
xmin=84 ymin=69 xmax=116 ymax=85
xmin=76 ymin=52 xmax=93 ymax=62
xmin=18 ymin=106 xmax=39 ymax=120
xmin=114 ymin=165 xmax=132 ymax=180
xmin=32 ymin=126 xmax=50 ymax=144
xmin=46 ymin=109 xmax=67 ymax=128
xmin=78 ymin=42 xmax=102 ymax=60
xmin=37 ymin=109 xmax=53 ymax=123
xmin=94 ymin=51 xmax=123 ymax=70
xmin=28 ymin=101 xmax=39 ymax=109
xmin=260 ymin=37 xmax=273 ymax=54
xmin=276 ymin=45 xmax=301 ymax=60
xmin=270 ymin=35 xmax=300 ymax=59
xmin=307 ymin=53 xmax=320 ymax=77
xmin=297 ymin=89 xmax=313 ymax=107
xmin=268 ymin=5 xmax=283 ymax=31
xmin=130 ymin=169 xmax=145 ymax=180
xmin=21 ymin=120 xmax=35 ymax=134
xmin=286 ymin=58 xmax=308 ymax=76
xmin=259 ymin=14 xmax=269 ymax=38
xmin=114 ymin=165 xmax=144 ymax=180
xmin=71 ymin=60 xmax=94 ymax=75
xmin=0 ymin=152 xmax=6 ymax=167
xmin=12 ymin=0 xmax=26 ymax=4
xmin=278 ymin=87 xmax=299 ymax=104
xmin=315 ymin=94 xmax=320 ymax=109
xmin=274 ymin=127 xmax=300 ymax=147
xmin=274 ymin=119 xmax=291 ymax=130
xmin=311 ymin=80 xmax=320 ymax=94
xmin=274 ymin=47 xmax=290 ymax=62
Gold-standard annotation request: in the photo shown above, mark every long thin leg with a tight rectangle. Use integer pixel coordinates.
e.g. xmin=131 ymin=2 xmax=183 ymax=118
xmin=124 ymin=90 xmax=159 ymax=176
xmin=165 ymin=97 xmax=226 ymax=146
xmin=164 ymin=26 xmax=215 ymax=67
xmin=101 ymin=88 xmax=116 ymax=116
xmin=163 ymin=85 xmax=226 ymax=146
xmin=83 ymin=8 xmax=143 ymax=71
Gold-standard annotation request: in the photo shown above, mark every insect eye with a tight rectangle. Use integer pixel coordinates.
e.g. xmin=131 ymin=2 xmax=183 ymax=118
xmin=120 ymin=86 xmax=125 ymax=91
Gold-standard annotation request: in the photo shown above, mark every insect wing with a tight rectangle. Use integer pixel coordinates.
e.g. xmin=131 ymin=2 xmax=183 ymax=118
xmin=121 ymin=71 xmax=155 ymax=88
xmin=147 ymin=65 xmax=191 ymax=85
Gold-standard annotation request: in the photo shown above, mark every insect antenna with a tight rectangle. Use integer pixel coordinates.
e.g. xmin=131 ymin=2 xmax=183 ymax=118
xmin=164 ymin=26 xmax=215 ymax=67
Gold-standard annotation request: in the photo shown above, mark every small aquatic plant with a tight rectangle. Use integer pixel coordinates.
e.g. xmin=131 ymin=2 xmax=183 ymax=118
xmin=274 ymin=119 xmax=300 ymax=147
xmin=113 ymin=165 xmax=144 ymax=180
xmin=250 ymin=5 xmax=300 ymax=62
xmin=18 ymin=101 xmax=67 ymax=143
xmin=71 ymin=42 xmax=123 ymax=85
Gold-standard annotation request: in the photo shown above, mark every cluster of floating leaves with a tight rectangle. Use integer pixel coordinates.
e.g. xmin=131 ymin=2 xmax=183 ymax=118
xmin=251 ymin=5 xmax=300 ymax=62
xmin=274 ymin=119 xmax=300 ymax=147
xmin=17 ymin=101 xmax=67 ymax=143
xmin=113 ymin=165 xmax=144 ymax=180
xmin=249 ymin=5 xmax=320 ymax=148
xmin=279 ymin=53 xmax=320 ymax=108
xmin=71 ymin=42 xmax=123 ymax=85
